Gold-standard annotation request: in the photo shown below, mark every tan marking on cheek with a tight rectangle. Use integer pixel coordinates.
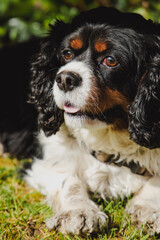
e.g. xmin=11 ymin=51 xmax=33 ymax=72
xmin=84 ymin=82 xmax=130 ymax=113
xmin=70 ymin=38 xmax=83 ymax=50
xmin=83 ymin=80 xmax=130 ymax=128
xmin=106 ymin=88 xmax=130 ymax=112
xmin=95 ymin=41 xmax=107 ymax=52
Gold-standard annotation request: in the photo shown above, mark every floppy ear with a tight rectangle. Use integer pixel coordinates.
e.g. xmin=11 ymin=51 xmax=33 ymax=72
xmin=29 ymin=21 xmax=69 ymax=136
xmin=129 ymin=35 xmax=160 ymax=149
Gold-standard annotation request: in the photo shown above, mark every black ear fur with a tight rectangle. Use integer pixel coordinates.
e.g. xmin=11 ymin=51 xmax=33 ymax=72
xmin=129 ymin=35 xmax=160 ymax=149
xmin=29 ymin=21 xmax=70 ymax=136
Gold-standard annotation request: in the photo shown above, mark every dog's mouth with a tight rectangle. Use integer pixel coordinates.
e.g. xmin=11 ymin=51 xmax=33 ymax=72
xmin=63 ymin=101 xmax=101 ymax=120
xmin=64 ymin=102 xmax=84 ymax=117
xmin=63 ymin=101 xmax=107 ymax=121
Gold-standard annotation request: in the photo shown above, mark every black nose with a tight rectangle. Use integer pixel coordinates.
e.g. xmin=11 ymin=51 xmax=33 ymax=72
xmin=56 ymin=71 xmax=82 ymax=92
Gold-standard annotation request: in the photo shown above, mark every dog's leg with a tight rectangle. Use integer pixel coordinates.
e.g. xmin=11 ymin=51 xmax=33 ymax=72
xmin=25 ymin=158 xmax=107 ymax=235
xmin=126 ymin=176 xmax=160 ymax=235
xmin=46 ymin=176 xmax=107 ymax=235
xmin=25 ymin=130 xmax=107 ymax=235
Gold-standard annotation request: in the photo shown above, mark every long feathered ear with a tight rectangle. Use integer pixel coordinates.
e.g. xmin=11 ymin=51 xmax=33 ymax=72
xmin=129 ymin=34 xmax=160 ymax=149
xmin=29 ymin=21 xmax=69 ymax=136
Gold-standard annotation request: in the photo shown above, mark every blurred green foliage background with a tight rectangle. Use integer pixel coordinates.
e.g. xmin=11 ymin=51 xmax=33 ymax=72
xmin=0 ymin=0 xmax=160 ymax=47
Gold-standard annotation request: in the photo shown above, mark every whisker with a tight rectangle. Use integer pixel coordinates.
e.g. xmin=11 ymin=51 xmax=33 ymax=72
xmin=47 ymin=67 xmax=59 ymax=73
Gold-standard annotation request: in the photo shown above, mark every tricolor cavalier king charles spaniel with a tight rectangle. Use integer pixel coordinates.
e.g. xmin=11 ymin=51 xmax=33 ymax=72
xmin=1 ymin=7 xmax=160 ymax=235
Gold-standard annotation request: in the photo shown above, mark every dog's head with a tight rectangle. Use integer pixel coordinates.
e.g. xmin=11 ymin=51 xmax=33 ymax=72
xmin=30 ymin=7 xmax=160 ymax=148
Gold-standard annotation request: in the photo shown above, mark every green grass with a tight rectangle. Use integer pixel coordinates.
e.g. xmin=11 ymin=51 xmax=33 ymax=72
xmin=0 ymin=157 xmax=158 ymax=240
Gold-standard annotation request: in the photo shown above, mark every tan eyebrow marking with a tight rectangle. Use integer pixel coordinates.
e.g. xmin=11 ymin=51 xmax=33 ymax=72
xmin=70 ymin=38 xmax=83 ymax=50
xmin=95 ymin=41 xmax=107 ymax=52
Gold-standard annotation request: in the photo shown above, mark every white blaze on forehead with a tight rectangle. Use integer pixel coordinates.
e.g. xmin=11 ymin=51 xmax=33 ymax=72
xmin=53 ymin=61 xmax=93 ymax=109
xmin=57 ymin=61 xmax=92 ymax=80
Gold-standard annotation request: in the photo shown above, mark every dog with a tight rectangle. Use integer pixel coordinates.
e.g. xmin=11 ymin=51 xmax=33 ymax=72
xmin=1 ymin=6 xmax=160 ymax=235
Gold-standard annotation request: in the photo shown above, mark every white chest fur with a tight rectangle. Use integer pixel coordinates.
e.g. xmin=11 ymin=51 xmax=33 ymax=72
xmin=72 ymin=125 xmax=160 ymax=175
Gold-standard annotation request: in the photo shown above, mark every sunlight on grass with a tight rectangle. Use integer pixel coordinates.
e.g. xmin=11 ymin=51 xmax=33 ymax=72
xmin=0 ymin=157 xmax=157 ymax=239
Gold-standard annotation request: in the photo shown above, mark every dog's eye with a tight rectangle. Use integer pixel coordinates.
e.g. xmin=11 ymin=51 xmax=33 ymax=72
xmin=102 ymin=56 xmax=118 ymax=67
xmin=63 ymin=49 xmax=73 ymax=60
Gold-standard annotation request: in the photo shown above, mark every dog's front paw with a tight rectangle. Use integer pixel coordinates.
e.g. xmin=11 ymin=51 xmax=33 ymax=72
xmin=46 ymin=208 xmax=107 ymax=235
xmin=126 ymin=202 xmax=160 ymax=235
